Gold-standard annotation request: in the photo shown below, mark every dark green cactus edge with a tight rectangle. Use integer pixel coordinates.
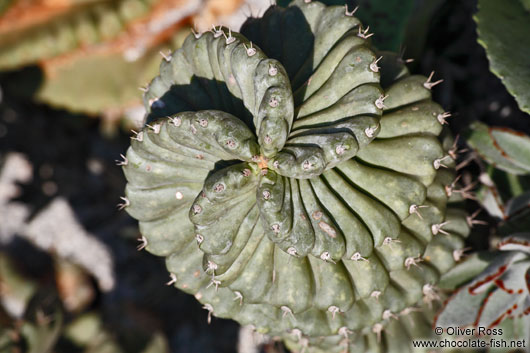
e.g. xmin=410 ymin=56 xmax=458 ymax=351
xmin=0 ymin=0 xmax=159 ymax=70
xmin=121 ymin=1 xmax=470 ymax=352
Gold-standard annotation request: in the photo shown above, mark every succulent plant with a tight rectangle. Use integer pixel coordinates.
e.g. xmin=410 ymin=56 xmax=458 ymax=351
xmin=466 ymin=121 xmax=530 ymax=176
xmin=0 ymin=0 xmax=249 ymax=118
xmin=121 ymin=1 xmax=471 ymax=351
xmin=0 ymin=0 xmax=161 ymax=70
xmin=474 ymin=0 xmax=530 ymax=115
xmin=436 ymin=233 xmax=530 ymax=345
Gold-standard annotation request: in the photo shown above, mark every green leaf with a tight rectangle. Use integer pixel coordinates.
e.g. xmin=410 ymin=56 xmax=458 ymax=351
xmin=475 ymin=0 xmax=530 ymax=114
xmin=466 ymin=121 xmax=530 ymax=175
xmin=36 ymin=48 xmax=163 ymax=115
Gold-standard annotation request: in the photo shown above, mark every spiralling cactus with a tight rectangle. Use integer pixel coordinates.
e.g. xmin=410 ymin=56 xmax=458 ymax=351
xmin=121 ymin=1 xmax=470 ymax=351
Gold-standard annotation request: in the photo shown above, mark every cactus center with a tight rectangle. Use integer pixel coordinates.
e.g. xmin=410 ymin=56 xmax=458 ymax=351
xmin=255 ymin=155 xmax=269 ymax=170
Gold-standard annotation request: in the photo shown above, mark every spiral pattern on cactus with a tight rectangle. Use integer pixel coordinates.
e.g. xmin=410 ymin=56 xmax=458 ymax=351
xmin=122 ymin=1 xmax=471 ymax=351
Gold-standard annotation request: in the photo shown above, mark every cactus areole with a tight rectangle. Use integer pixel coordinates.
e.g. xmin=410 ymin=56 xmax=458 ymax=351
xmin=122 ymin=1 xmax=470 ymax=351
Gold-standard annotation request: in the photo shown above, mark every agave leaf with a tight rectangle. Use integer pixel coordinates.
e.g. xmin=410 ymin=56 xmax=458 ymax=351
xmin=466 ymin=122 xmax=530 ymax=175
xmin=475 ymin=0 xmax=530 ymax=114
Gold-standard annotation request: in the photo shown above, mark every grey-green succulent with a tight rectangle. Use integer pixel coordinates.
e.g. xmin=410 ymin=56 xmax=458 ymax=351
xmin=121 ymin=1 xmax=471 ymax=351
xmin=436 ymin=233 xmax=530 ymax=348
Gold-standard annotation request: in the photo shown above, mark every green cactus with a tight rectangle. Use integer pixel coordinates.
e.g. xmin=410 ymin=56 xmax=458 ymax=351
xmin=121 ymin=1 xmax=470 ymax=351
xmin=436 ymin=233 xmax=530 ymax=345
